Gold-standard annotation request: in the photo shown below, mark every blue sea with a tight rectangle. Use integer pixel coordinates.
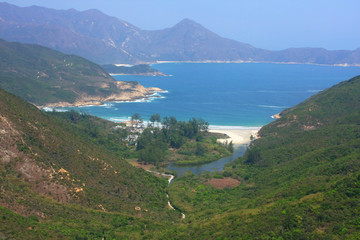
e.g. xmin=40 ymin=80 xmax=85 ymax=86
xmin=55 ymin=63 xmax=360 ymax=127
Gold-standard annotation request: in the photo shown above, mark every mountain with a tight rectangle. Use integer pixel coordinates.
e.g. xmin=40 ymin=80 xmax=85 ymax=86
xmin=136 ymin=19 xmax=267 ymax=62
xmin=0 ymin=39 xmax=161 ymax=107
xmin=2 ymin=73 xmax=360 ymax=239
xmin=166 ymin=75 xmax=360 ymax=239
xmin=0 ymin=2 xmax=359 ymax=65
xmin=0 ymin=2 xmax=143 ymax=64
xmin=0 ymin=87 xmax=180 ymax=239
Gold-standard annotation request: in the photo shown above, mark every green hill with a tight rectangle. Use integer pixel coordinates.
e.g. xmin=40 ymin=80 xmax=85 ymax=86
xmin=2 ymin=35 xmax=360 ymax=238
xmin=0 ymin=88 xmax=179 ymax=239
xmin=0 ymin=39 xmax=161 ymax=107
xmin=166 ymin=75 xmax=360 ymax=239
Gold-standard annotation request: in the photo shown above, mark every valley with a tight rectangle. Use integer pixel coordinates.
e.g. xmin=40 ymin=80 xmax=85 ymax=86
xmin=1 ymin=2 xmax=360 ymax=239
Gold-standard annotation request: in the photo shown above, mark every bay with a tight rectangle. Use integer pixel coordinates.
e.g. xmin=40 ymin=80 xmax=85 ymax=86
xmin=54 ymin=63 xmax=360 ymax=175
xmin=58 ymin=63 xmax=360 ymax=127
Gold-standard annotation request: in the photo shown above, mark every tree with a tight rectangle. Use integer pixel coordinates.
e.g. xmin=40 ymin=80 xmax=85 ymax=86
xmin=198 ymin=118 xmax=209 ymax=132
xmin=196 ymin=142 xmax=206 ymax=156
xmin=131 ymin=113 xmax=142 ymax=129
xmin=150 ymin=113 xmax=161 ymax=128
xmin=162 ymin=116 xmax=170 ymax=129
xmin=169 ymin=116 xmax=177 ymax=127
xmin=228 ymin=141 xmax=234 ymax=153
xmin=138 ymin=144 xmax=166 ymax=165
xmin=245 ymin=148 xmax=261 ymax=164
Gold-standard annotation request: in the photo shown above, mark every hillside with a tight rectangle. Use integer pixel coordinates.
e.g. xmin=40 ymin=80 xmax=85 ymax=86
xmin=165 ymin=75 xmax=360 ymax=239
xmin=0 ymin=39 xmax=162 ymax=107
xmin=0 ymin=88 xmax=180 ymax=239
xmin=0 ymin=2 xmax=359 ymax=65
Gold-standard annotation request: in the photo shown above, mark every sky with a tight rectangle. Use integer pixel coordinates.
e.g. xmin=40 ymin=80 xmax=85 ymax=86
xmin=6 ymin=0 xmax=360 ymax=50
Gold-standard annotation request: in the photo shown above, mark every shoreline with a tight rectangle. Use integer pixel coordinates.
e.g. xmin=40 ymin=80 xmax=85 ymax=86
xmin=208 ymin=126 xmax=261 ymax=145
xmin=109 ymin=72 xmax=168 ymax=76
xmin=38 ymin=89 xmax=168 ymax=109
xmin=151 ymin=60 xmax=360 ymax=67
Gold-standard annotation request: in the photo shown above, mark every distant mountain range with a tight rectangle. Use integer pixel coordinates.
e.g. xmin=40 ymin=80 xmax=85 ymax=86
xmin=0 ymin=2 xmax=359 ymax=65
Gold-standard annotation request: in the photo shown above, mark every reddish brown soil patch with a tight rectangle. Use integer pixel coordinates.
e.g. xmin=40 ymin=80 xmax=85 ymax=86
xmin=207 ymin=177 xmax=241 ymax=189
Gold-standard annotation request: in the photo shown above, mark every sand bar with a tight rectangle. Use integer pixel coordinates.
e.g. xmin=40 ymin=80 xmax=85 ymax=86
xmin=208 ymin=126 xmax=261 ymax=145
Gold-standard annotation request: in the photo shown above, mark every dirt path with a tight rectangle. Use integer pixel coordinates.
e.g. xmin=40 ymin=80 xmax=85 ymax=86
xmin=146 ymin=170 xmax=185 ymax=219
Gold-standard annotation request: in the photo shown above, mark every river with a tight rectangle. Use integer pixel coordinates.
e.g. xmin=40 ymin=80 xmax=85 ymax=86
xmin=166 ymin=144 xmax=248 ymax=176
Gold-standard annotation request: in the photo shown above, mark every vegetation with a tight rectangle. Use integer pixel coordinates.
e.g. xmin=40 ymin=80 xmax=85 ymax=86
xmin=2 ymin=36 xmax=360 ymax=238
xmin=163 ymin=75 xmax=360 ymax=239
xmin=0 ymin=87 xmax=231 ymax=239
xmin=0 ymin=88 xmax=180 ymax=239
xmin=134 ymin=115 xmax=232 ymax=166
xmin=0 ymin=39 xmax=150 ymax=106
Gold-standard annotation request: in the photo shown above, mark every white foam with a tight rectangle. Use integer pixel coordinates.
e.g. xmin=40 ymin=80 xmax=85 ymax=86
xmin=103 ymin=103 xmax=114 ymax=107
xmin=108 ymin=117 xmax=131 ymax=122
xmin=42 ymin=107 xmax=54 ymax=112
xmin=258 ymin=105 xmax=288 ymax=109
xmin=41 ymin=107 xmax=68 ymax=112
xmin=114 ymin=94 xmax=166 ymax=104
xmin=78 ymin=104 xmax=98 ymax=108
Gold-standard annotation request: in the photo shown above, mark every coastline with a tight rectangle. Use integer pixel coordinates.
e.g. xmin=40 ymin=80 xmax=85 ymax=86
xmin=208 ymin=126 xmax=261 ymax=145
xmin=38 ymin=93 xmax=164 ymax=109
xmin=152 ymin=60 xmax=360 ymax=67
xmin=37 ymin=83 xmax=167 ymax=109
xmin=109 ymin=72 xmax=168 ymax=76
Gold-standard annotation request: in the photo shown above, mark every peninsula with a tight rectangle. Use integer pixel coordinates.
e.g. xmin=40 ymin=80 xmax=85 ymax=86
xmin=0 ymin=39 xmax=164 ymax=108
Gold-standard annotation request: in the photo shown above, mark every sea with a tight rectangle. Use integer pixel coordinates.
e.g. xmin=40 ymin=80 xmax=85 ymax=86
xmin=53 ymin=63 xmax=360 ymax=128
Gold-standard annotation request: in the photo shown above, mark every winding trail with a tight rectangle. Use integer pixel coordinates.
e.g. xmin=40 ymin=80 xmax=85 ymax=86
xmin=146 ymin=170 xmax=185 ymax=219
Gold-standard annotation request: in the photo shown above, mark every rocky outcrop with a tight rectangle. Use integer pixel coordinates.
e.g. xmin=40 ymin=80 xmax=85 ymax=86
xmin=0 ymin=113 xmax=84 ymax=217
xmin=38 ymin=81 xmax=165 ymax=108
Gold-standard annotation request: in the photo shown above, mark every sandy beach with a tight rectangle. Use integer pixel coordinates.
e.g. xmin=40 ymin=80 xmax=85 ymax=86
xmin=209 ymin=127 xmax=261 ymax=145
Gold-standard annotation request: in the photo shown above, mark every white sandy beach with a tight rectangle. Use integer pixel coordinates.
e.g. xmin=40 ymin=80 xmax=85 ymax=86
xmin=209 ymin=126 xmax=261 ymax=145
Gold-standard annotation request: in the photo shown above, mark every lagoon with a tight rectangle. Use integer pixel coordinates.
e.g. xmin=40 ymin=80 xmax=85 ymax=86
xmin=167 ymin=144 xmax=248 ymax=176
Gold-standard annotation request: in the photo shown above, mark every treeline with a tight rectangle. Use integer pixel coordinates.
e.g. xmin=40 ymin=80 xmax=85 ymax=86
xmin=50 ymin=111 xmax=231 ymax=167
xmin=136 ymin=114 xmax=210 ymax=165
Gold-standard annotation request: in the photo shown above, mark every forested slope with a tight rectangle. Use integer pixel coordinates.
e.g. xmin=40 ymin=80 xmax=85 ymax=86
xmin=0 ymin=88 xmax=178 ymax=239
xmin=166 ymin=75 xmax=360 ymax=239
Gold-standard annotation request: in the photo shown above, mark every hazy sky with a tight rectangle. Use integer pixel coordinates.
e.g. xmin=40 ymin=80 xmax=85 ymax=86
xmin=6 ymin=0 xmax=360 ymax=50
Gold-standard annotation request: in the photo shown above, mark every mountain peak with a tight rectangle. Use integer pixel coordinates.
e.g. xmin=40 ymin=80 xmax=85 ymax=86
xmin=174 ymin=18 xmax=202 ymax=28
xmin=83 ymin=8 xmax=105 ymax=16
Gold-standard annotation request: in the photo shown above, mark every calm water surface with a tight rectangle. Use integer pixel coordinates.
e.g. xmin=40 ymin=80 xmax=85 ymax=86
xmin=167 ymin=144 xmax=248 ymax=176
xmin=56 ymin=63 xmax=360 ymax=127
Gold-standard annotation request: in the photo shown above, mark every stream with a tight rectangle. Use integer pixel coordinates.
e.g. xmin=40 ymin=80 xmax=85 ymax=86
xmin=166 ymin=144 xmax=248 ymax=176
xmin=147 ymin=144 xmax=248 ymax=219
